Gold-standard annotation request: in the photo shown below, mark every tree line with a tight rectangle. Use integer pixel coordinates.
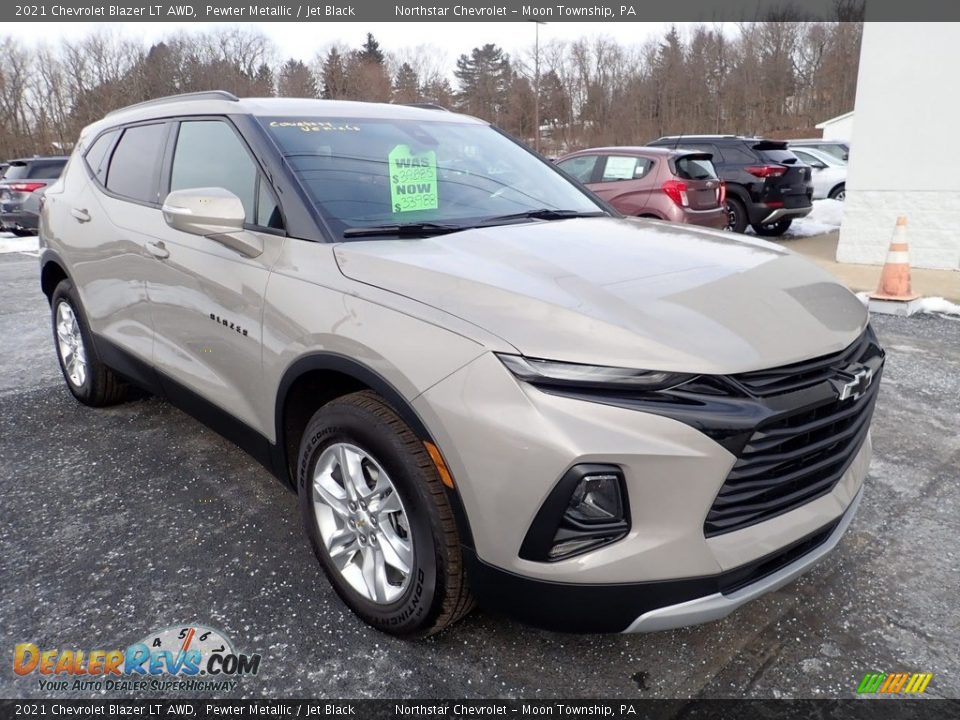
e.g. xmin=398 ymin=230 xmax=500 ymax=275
xmin=0 ymin=17 xmax=862 ymax=160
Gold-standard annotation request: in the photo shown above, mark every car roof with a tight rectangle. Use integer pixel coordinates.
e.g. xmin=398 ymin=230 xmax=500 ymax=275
xmin=87 ymin=92 xmax=485 ymax=138
xmin=788 ymin=139 xmax=846 ymax=144
xmin=6 ymin=156 xmax=69 ymax=164
xmin=653 ymin=135 xmax=761 ymax=143
xmin=563 ymin=146 xmax=705 ymax=157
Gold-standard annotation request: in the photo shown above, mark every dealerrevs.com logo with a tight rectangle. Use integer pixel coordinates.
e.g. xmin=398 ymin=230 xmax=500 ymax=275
xmin=13 ymin=625 xmax=261 ymax=693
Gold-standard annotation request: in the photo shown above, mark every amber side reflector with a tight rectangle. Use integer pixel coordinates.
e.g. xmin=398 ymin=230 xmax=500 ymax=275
xmin=424 ymin=441 xmax=455 ymax=489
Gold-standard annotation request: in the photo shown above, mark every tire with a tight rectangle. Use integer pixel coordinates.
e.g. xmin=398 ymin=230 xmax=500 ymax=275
xmin=297 ymin=390 xmax=473 ymax=637
xmin=12 ymin=228 xmax=35 ymax=237
xmin=724 ymin=196 xmax=748 ymax=233
xmin=50 ymin=279 xmax=128 ymax=407
xmin=751 ymin=218 xmax=793 ymax=237
xmin=829 ymin=184 xmax=846 ymax=201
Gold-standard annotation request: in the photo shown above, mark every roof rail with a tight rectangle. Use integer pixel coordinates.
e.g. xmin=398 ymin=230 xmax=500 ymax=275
xmin=106 ymin=90 xmax=240 ymax=117
xmin=401 ymin=102 xmax=450 ymax=112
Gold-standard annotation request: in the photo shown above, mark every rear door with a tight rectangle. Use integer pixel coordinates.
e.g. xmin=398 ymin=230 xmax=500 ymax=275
xmin=57 ymin=123 xmax=166 ymax=371
xmin=145 ymin=117 xmax=286 ymax=436
xmin=588 ymin=155 xmax=656 ymax=215
xmin=672 ymin=154 xmax=722 ymax=210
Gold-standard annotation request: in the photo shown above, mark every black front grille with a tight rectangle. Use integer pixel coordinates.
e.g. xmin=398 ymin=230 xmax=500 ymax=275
xmin=704 ymin=331 xmax=883 ymax=537
xmin=731 ymin=331 xmax=872 ymax=397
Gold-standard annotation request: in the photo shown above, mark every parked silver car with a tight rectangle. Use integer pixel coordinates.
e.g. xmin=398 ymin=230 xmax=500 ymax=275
xmin=39 ymin=92 xmax=883 ymax=636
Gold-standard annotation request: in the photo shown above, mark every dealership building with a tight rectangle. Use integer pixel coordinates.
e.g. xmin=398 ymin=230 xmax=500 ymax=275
xmin=837 ymin=22 xmax=960 ymax=271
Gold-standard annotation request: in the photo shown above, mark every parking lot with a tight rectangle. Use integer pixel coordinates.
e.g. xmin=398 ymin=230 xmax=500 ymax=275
xmin=1 ymin=243 xmax=958 ymax=700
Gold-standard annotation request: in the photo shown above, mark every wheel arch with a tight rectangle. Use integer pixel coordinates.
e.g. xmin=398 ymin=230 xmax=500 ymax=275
xmin=40 ymin=253 xmax=72 ymax=305
xmin=275 ymin=352 xmax=475 ymax=547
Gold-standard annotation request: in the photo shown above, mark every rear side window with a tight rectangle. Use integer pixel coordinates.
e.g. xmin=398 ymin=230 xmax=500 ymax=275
xmin=84 ymin=131 xmax=119 ymax=184
xmin=717 ymin=144 xmax=757 ymax=164
xmin=674 ymin=156 xmax=718 ymax=180
xmin=600 ymin=156 xmax=652 ymax=182
xmin=106 ymin=123 xmax=167 ymax=204
xmin=3 ymin=164 xmax=29 ymax=180
xmin=557 ymin=155 xmax=599 ymax=183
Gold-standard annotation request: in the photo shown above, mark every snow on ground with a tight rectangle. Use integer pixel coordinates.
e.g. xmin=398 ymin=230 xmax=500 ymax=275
xmin=918 ymin=297 xmax=960 ymax=317
xmin=0 ymin=233 xmax=39 ymax=255
xmin=784 ymin=198 xmax=845 ymax=238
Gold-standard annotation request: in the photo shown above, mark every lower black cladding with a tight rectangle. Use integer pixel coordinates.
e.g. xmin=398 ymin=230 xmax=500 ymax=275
xmin=466 ymin=512 xmax=842 ymax=633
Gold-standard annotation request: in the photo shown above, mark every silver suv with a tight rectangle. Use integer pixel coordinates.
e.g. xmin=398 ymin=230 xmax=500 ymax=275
xmin=39 ymin=92 xmax=884 ymax=637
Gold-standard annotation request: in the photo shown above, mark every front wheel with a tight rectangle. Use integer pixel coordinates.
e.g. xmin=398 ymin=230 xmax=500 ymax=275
xmin=829 ymin=184 xmax=846 ymax=201
xmin=298 ymin=390 xmax=473 ymax=637
xmin=50 ymin=279 xmax=128 ymax=406
xmin=751 ymin=218 xmax=793 ymax=237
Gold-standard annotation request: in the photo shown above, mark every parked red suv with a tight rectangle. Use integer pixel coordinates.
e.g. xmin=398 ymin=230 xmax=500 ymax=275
xmin=556 ymin=147 xmax=727 ymax=229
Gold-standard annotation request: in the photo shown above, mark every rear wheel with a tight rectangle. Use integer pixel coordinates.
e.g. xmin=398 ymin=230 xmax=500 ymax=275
xmin=724 ymin=197 xmax=748 ymax=233
xmin=829 ymin=184 xmax=846 ymax=201
xmin=751 ymin=218 xmax=793 ymax=237
xmin=298 ymin=390 xmax=473 ymax=637
xmin=50 ymin=279 xmax=128 ymax=406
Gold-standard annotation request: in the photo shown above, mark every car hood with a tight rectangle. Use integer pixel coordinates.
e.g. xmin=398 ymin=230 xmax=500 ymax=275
xmin=334 ymin=217 xmax=867 ymax=374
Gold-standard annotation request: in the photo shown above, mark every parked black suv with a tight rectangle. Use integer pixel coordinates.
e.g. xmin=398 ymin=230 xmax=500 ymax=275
xmin=649 ymin=136 xmax=812 ymax=236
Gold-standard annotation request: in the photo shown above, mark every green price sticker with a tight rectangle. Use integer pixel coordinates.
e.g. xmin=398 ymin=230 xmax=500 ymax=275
xmin=389 ymin=144 xmax=438 ymax=213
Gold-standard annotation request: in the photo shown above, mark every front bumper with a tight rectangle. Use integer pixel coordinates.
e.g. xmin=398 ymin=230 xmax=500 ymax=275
xmin=625 ymin=485 xmax=862 ymax=632
xmin=463 ymin=486 xmax=862 ymax=634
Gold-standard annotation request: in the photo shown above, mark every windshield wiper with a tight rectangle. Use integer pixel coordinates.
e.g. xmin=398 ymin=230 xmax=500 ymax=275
xmin=478 ymin=208 xmax=606 ymax=226
xmin=342 ymin=222 xmax=466 ymax=239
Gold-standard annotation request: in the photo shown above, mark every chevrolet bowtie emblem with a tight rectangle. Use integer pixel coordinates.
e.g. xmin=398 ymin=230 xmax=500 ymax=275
xmin=835 ymin=364 xmax=875 ymax=402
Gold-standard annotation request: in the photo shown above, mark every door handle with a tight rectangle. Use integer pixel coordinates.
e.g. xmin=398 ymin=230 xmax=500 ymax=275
xmin=70 ymin=208 xmax=91 ymax=223
xmin=145 ymin=240 xmax=170 ymax=259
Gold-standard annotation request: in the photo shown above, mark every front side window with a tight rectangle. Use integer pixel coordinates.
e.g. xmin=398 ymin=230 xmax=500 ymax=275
xmin=106 ymin=123 xmax=167 ymax=203
xmin=557 ymin=155 xmax=600 ymax=183
xmin=262 ymin=117 xmax=603 ymax=239
xmin=171 ymin=121 xmax=259 ymax=224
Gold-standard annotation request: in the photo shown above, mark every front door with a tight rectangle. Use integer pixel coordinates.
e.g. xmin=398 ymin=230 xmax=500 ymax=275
xmin=145 ymin=118 xmax=286 ymax=438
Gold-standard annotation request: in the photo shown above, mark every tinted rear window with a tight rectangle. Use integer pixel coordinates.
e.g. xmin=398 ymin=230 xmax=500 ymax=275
xmin=675 ymin=156 xmax=717 ymax=180
xmin=27 ymin=160 xmax=66 ymax=179
xmin=106 ymin=123 xmax=167 ymax=203
xmin=755 ymin=148 xmax=800 ymax=164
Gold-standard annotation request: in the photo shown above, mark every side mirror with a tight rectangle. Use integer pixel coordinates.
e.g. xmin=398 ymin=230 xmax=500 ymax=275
xmin=162 ymin=187 xmax=263 ymax=258
xmin=812 ymin=161 xmax=827 ymax=169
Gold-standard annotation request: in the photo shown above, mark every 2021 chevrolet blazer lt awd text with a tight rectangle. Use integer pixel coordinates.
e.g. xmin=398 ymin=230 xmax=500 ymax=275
xmin=38 ymin=92 xmax=883 ymax=637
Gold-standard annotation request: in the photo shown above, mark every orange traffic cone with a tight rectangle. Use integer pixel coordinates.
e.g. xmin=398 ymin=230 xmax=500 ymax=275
xmin=870 ymin=216 xmax=920 ymax=302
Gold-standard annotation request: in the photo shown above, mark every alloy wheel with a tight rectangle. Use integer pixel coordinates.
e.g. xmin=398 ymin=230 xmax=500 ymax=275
xmin=56 ymin=302 xmax=87 ymax=388
xmin=311 ymin=442 xmax=413 ymax=604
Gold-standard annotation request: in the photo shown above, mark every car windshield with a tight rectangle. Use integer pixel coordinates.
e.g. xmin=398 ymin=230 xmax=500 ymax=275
xmin=260 ymin=116 xmax=604 ymax=239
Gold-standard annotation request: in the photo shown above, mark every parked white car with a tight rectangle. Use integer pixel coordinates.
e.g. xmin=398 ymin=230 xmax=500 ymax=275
xmin=790 ymin=147 xmax=847 ymax=201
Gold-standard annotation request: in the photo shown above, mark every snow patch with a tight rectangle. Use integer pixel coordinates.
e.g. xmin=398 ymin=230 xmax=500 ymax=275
xmin=918 ymin=296 xmax=960 ymax=316
xmin=0 ymin=235 xmax=39 ymax=254
xmin=787 ymin=199 xmax=845 ymax=238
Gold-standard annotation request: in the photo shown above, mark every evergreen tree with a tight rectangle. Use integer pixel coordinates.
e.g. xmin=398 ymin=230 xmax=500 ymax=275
xmin=454 ymin=44 xmax=512 ymax=123
xmin=393 ymin=62 xmax=420 ymax=103
xmin=357 ymin=33 xmax=385 ymax=65
xmin=277 ymin=58 xmax=318 ymax=98
xmin=321 ymin=47 xmax=348 ymax=99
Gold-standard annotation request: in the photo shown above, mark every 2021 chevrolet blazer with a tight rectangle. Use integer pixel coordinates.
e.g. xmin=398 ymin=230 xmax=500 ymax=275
xmin=39 ymin=92 xmax=883 ymax=637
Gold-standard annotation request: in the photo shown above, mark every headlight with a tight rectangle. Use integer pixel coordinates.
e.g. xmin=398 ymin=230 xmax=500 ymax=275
xmin=497 ymin=353 xmax=692 ymax=391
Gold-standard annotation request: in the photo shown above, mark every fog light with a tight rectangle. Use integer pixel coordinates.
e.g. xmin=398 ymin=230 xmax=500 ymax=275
xmin=567 ymin=473 xmax=622 ymax=524
xmin=520 ymin=464 xmax=630 ymax=562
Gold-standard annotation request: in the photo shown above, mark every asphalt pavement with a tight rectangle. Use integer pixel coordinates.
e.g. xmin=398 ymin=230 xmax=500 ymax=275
xmin=1 ymin=249 xmax=958 ymax=700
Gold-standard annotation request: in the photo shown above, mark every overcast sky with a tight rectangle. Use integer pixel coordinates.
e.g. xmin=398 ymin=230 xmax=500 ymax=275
xmin=11 ymin=21 xmax=719 ymax=63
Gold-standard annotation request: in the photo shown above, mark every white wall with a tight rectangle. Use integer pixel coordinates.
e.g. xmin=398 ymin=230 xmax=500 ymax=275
xmin=818 ymin=114 xmax=853 ymax=142
xmin=838 ymin=22 xmax=960 ymax=271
